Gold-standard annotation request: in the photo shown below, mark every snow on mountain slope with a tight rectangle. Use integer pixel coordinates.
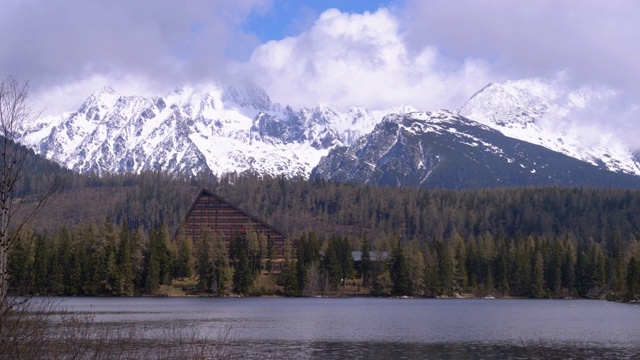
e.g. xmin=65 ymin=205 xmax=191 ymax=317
xmin=458 ymin=78 xmax=640 ymax=176
xmin=18 ymin=78 xmax=639 ymax=183
xmin=19 ymin=83 xmax=403 ymax=178
xmin=312 ymin=109 xmax=640 ymax=189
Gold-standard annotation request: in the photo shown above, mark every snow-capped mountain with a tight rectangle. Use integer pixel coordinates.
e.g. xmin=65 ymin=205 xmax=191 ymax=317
xmin=19 ymin=83 xmax=408 ymax=177
xmin=16 ymin=78 xmax=640 ymax=188
xmin=458 ymin=78 xmax=640 ymax=176
xmin=311 ymin=110 xmax=640 ymax=188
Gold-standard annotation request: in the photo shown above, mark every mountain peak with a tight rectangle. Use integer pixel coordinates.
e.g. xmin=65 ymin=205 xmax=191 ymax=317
xmin=17 ymin=78 xmax=640 ymax=183
xmin=98 ymin=85 xmax=118 ymax=95
xmin=78 ymin=85 xmax=121 ymax=116
xmin=459 ymin=78 xmax=640 ymax=175
xmin=222 ymin=83 xmax=272 ymax=111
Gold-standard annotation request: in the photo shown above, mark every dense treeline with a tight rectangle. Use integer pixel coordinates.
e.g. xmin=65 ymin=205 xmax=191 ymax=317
xmin=215 ymin=174 xmax=640 ymax=245
xmin=10 ymin=169 xmax=640 ymax=299
xmin=9 ymin=222 xmax=173 ymax=296
xmin=18 ymin=169 xmax=640 ymax=242
xmin=19 ymin=170 xmax=640 ymax=248
xmin=8 ymin=224 xmax=640 ymax=300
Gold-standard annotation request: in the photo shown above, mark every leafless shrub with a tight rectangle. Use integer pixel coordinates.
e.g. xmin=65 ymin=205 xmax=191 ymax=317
xmin=1 ymin=297 xmax=239 ymax=359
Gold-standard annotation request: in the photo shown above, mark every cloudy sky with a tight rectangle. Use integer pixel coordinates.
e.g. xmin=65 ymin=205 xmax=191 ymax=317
xmin=1 ymin=0 xmax=639 ymax=123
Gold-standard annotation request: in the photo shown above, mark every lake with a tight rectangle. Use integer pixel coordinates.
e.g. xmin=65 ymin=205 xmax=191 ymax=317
xmin=44 ymin=297 xmax=640 ymax=359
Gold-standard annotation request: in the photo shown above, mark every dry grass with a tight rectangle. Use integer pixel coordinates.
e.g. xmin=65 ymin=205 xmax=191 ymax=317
xmin=248 ymin=273 xmax=279 ymax=296
xmin=157 ymin=277 xmax=200 ymax=297
xmin=0 ymin=297 xmax=239 ymax=359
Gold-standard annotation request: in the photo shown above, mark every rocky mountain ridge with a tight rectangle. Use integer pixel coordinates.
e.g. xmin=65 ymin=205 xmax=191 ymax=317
xmin=20 ymin=83 xmax=405 ymax=177
xmin=17 ymin=78 xmax=640 ymax=188
xmin=458 ymin=78 xmax=640 ymax=176
xmin=311 ymin=110 xmax=640 ymax=188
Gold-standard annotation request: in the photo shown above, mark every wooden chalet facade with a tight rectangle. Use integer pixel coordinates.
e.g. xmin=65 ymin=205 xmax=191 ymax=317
xmin=175 ymin=189 xmax=289 ymax=261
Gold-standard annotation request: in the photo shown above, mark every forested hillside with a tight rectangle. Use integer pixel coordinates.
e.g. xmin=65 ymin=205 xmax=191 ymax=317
xmin=8 ymin=166 xmax=640 ymax=300
xmin=18 ymin=169 xmax=640 ymax=246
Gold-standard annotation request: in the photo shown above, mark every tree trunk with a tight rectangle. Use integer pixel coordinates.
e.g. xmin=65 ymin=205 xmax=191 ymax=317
xmin=0 ymin=76 xmax=61 ymax=306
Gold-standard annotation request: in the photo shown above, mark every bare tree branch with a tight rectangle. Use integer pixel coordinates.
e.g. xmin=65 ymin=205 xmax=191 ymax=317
xmin=0 ymin=75 xmax=61 ymax=307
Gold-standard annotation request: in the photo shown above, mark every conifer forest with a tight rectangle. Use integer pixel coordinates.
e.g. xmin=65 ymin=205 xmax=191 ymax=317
xmin=6 ymin=168 xmax=640 ymax=301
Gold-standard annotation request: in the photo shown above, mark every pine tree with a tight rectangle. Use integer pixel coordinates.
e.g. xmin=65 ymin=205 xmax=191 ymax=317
xmin=360 ymin=235 xmax=372 ymax=286
xmin=423 ymin=245 xmax=439 ymax=297
xmin=296 ymin=234 xmax=308 ymax=294
xmin=197 ymin=234 xmax=214 ymax=293
xmin=531 ymin=251 xmax=545 ymax=298
xmin=265 ymin=236 xmax=275 ymax=273
xmin=626 ymin=257 xmax=640 ymax=301
xmin=32 ymin=233 xmax=50 ymax=295
xmin=173 ymin=238 xmax=193 ymax=279
xmin=434 ymin=239 xmax=453 ymax=296
xmin=406 ymin=240 xmax=426 ymax=296
xmin=7 ymin=232 xmax=33 ymax=295
xmin=212 ymin=234 xmax=230 ymax=295
xmin=323 ymin=236 xmax=353 ymax=289
xmin=451 ymin=232 xmax=468 ymax=294
xmin=230 ymin=231 xmax=253 ymax=295
xmin=115 ymin=222 xmax=134 ymax=295
xmin=282 ymin=245 xmax=299 ymax=296
xmin=143 ymin=224 xmax=173 ymax=294
xmin=389 ymin=235 xmax=412 ymax=296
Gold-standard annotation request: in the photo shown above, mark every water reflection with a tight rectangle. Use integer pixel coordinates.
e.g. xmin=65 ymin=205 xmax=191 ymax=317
xmin=45 ymin=297 xmax=640 ymax=359
xmin=224 ymin=341 xmax=640 ymax=359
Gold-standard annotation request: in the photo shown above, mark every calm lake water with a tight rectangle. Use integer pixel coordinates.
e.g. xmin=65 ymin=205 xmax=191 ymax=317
xmin=45 ymin=297 xmax=640 ymax=359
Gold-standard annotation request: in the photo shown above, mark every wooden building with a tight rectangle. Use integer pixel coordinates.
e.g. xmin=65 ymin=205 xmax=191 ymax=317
xmin=175 ymin=189 xmax=289 ymax=261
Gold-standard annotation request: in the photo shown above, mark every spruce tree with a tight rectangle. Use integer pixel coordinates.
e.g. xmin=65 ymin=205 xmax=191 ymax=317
xmin=531 ymin=251 xmax=545 ymax=298
xmin=389 ymin=236 xmax=412 ymax=296
xmin=626 ymin=257 xmax=640 ymax=301
xmin=360 ymin=235 xmax=372 ymax=286
xmin=115 ymin=222 xmax=134 ymax=295
xmin=230 ymin=232 xmax=253 ymax=295
xmin=212 ymin=234 xmax=230 ymax=295
xmin=197 ymin=234 xmax=214 ymax=293
xmin=174 ymin=238 xmax=192 ymax=279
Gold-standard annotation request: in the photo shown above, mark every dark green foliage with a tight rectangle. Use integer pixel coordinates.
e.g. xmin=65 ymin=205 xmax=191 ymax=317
xmin=5 ymin=222 xmax=162 ymax=296
xmin=7 ymin=232 xmax=32 ymax=295
xmin=434 ymin=239 xmax=453 ymax=296
xmin=31 ymin=234 xmax=50 ymax=295
xmin=359 ymin=235 xmax=372 ymax=286
xmin=230 ymin=232 xmax=253 ymax=295
xmin=294 ymin=231 xmax=322 ymax=295
xmin=626 ymin=257 xmax=640 ymax=301
xmin=20 ymin=170 xmax=640 ymax=256
xmin=422 ymin=246 xmax=439 ymax=297
xmin=323 ymin=236 xmax=354 ymax=289
xmin=142 ymin=225 xmax=173 ymax=294
xmin=197 ymin=234 xmax=214 ymax=293
xmin=8 ymin=170 xmax=640 ymax=301
xmin=530 ymin=251 xmax=545 ymax=298
xmin=280 ymin=245 xmax=300 ymax=297
xmin=197 ymin=232 xmax=229 ymax=295
xmin=389 ymin=236 xmax=412 ymax=296
xmin=173 ymin=238 xmax=192 ymax=279
xmin=114 ymin=222 xmax=135 ymax=295
xmin=265 ymin=236 xmax=275 ymax=273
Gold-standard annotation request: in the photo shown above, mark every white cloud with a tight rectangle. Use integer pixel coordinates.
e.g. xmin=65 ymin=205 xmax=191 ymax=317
xmin=400 ymin=0 xmax=640 ymax=96
xmin=0 ymin=0 xmax=271 ymax=115
xmin=32 ymin=74 xmax=161 ymax=116
xmin=237 ymin=0 xmax=640 ymax=150
xmin=239 ymin=8 xmax=496 ymax=111
xmin=4 ymin=0 xmax=639 ymax=150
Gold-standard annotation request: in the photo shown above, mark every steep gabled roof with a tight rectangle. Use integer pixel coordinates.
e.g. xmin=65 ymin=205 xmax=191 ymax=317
xmin=175 ymin=188 xmax=287 ymax=239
